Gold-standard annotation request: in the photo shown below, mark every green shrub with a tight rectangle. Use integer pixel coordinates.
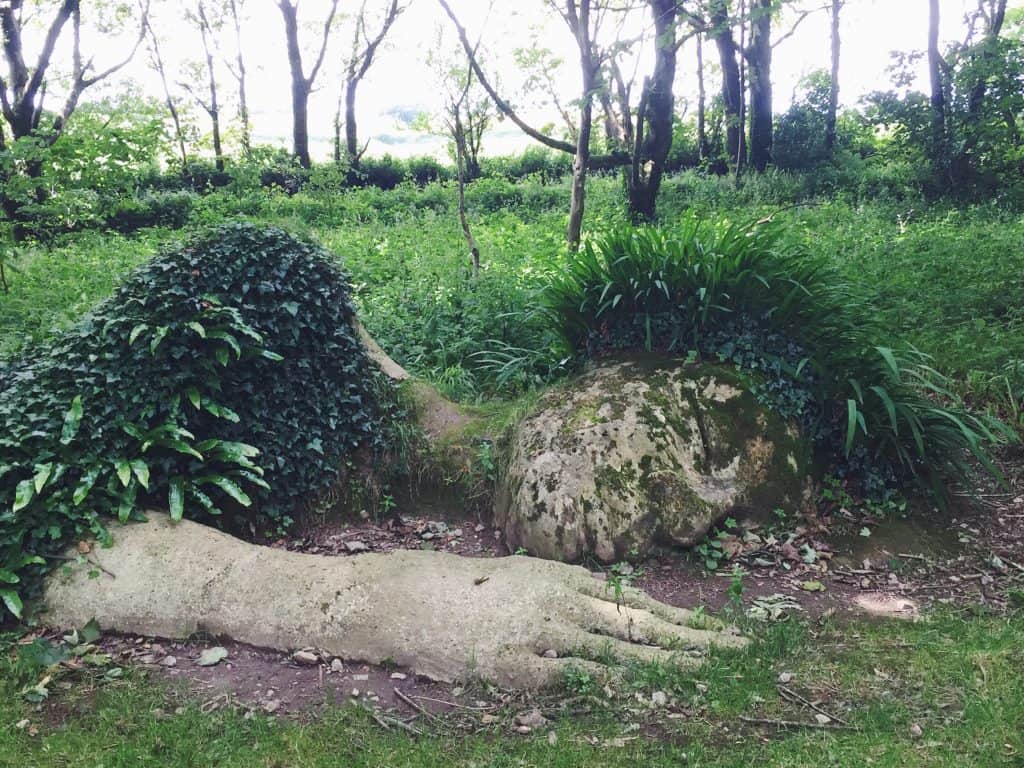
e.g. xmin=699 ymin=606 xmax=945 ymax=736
xmin=105 ymin=191 xmax=197 ymax=233
xmin=542 ymin=217 xmax=1014 ymax=498
xmin=0 ymin=223 xmax=395 ymax=621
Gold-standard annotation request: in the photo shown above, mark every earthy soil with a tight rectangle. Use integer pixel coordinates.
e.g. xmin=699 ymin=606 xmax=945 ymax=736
xmin=20 ymin=454 xmax=1024 ymax=730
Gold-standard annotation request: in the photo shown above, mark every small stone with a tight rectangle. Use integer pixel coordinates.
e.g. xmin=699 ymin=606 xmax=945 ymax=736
xmin=493 ymin=530 xmax=502 ymax=539
xmin=345 ymin=541 xmax=369 ymax=554
xmin=909 ymin=723 xmax=923 ymax=739
xmin=421 ymin=532 xmax=435 ymax=541
xmin=15 ymin=719 xmax=29 ymax=730
xmin=650 ymin=690 xmax=668 ymax=707
xmin=618 ymin=563 xmax=634 ymax=576
xmin=160 ymin=656 xmax=178 ymax=668
xmin=591 ymin=572 xmax=607 ymax=581
xmin=777 ymin=672 xmax=793 ymax=684
xmin=515 ymin=725 xmax=532 ymax=735
xmin=350 ymin=688 xmax=361 ymax=698
xmin=330 ymin=658 xmax=345 ymax=674
xmin=481 ymin=713 xmax=497 ymax=724
xmin=474 ymin=524 xmax=486 ymax=533
xmin=860 ymin=577 xmax=871 ymax=589
xmin=514 ymin=708 xmax=548 ymax=729
xmin=814 ymin=713 xmax=831 ymax=725
xmin=695 ymin=683 xmax=708 ymax=694
xmin=390 ymin=672 xmax=407 ymax=680
xmin=352 ymin=673 xmax=369 ymax=681
xmin=451 ymin=528 xmax=463 ymax=538
xmin=359 ymin=509 xmax=370 ymax=519
xmin=542 ymin=649 xmax=558 ymax=659
xmin=292 ymin=650 xmax=319 ymax=666
xmin=451 ymin=687 xmax=465 ymax=697
xmin=136 ymin=654 xmax=156 ymax=665
xmin=263 ymin=700 xmax=281 ymax=714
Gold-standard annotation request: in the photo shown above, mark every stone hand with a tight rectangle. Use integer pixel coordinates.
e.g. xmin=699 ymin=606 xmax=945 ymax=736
xmin=44 ymin=514 xmax=745 ymax=688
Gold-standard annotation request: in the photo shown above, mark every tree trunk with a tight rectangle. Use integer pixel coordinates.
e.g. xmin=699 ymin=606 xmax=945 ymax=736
xmin=746 ymin=0 xmax=772 ymax=172
xmin=229 ymin=0 xmax=251 ymax=157
xmin=824 ymin=0 xmax=841 ymax=151
xmin=927 ymin=0 xmax=947 ymax=167
xmin=277 ymin=0 xmax=338 ymax=169
xmin=568 ymin=69 xmax=593 ymax=250
xmin=197 ymin=3 xmax=224 ymax=173
xmin=345 ymin=78 xmax=359 ymax=168
xmin=710 ymin=0 xmax=745 ymax=169
xmin=279 ymin=2 xmax=311 ymax=168
xmin=626 ymin=0 xmax=678 ymax=221
xmin=696 ymin=32 xmax=709 ymax=161
xmin=454 ymin=113 xmax=480 ymax=278
xmin=147 ymin=23 xmax=188 ymax=168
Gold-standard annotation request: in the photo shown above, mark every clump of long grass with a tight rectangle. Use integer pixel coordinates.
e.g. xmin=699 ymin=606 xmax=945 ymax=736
xmin=542 ymin=215 xmax=1014 ymax=498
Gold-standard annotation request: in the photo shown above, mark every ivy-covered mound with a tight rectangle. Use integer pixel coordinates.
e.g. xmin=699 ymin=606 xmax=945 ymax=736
xmin=0 ymin=223 xmax=394 ymax=621
xmin=543 ymin=217 xmax=1014 ymax=500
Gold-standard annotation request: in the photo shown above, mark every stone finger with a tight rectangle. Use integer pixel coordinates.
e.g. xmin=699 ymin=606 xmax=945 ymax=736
xmin=575 ymin=595 xmax=743 ymax=651
xmin=559 ymin=629 xmax=700 ymax=667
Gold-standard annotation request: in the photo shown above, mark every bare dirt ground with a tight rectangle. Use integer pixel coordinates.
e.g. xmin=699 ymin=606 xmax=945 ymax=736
xmin=23 ymin=453 xmax=1024 ymax=728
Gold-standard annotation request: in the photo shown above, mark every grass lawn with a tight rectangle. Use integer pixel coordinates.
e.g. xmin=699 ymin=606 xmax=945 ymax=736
xmin=3 ymin=609 xmax=1022 ymax=767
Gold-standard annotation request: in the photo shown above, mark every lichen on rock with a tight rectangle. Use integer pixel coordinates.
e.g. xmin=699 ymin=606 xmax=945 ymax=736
xmin=495 ymin=357 xmax=811 ymax=563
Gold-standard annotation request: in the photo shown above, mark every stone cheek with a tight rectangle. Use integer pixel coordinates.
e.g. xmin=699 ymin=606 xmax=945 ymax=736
xmin=496 ymin=359 xmax=811 ymax=563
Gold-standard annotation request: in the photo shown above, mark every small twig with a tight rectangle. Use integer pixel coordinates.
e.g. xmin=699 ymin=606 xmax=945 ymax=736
xmin=409 ymin=694 xmax=496 ymax=711
xmin=896 ymin=553 xmax=929 ymax=562
xmin=473 ymin=576 xmax=490 ymax=586
xmin=777 ymin=684 xmax=848 ymax=725
xmin=394 ymin=687 xmax=439 ymax=721
xmin=740 ymin=716 xmax=855 ymax=731
xmin=370 ymin=710 xmax=422 ymax=736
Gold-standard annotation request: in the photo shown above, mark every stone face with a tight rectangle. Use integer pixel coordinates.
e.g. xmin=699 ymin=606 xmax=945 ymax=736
xmin=495 ymin=359 xmax=811 ymax=563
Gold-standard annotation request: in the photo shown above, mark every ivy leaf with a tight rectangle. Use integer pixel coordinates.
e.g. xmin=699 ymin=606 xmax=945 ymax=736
xmin=33 ymin=463 xmax=54 ymax=493
xmin=13 ymin=479 xmax=34 ymax=513
xmin=186 ymin=388 xmax=201 ymax=409
xmin=128 ymin=324 xmax=148 ymax=345
xmin=73 ymin=466 xmax=101 ymax=506
xmin=168 ymin=477 xmax=185 ymax=521
xmin=114 ymin=459 xmax=132 ymax=488
xmin=60 ymin=395 xmax=83 ymax=445
xmin=203 ymin=476 xmax=252 ymax=507
xmin=130 ymin=459 xmax=150 ymax=490
xmin=0 ymin=588 xmax=23 ymax=619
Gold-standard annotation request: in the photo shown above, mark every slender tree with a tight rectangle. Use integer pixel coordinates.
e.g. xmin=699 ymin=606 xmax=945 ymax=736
xmin=696 ymin=30 xmax=709 ymax=160
xmin=145 ymin=15 xmax=188 ymax=169
xmin=183 ymin=2 xmax=225 ymax=172
xmin=225 ymin=0 xmax=251 ymax=157
xmin=927 ymin=0 xmax=948 ymax=166
xmin=335 ymin=0 xmax=406 ymax=174
xmin=277 ymin=0 xmax=340 ymax=168
xmin=709 ymin=0 xmax=746 ymax=170
xmin=825 ymin=0 xmax=842 ymax=151
xmin=746 ymin=0 xmax=773 ymax=171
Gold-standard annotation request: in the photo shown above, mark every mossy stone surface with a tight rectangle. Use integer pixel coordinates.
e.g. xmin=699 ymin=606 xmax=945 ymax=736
xmin=495 ymin=358 xmax=811 ymax=563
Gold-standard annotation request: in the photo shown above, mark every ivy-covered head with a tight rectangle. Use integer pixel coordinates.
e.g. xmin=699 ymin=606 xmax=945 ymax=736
xmin=0 ymin=223 xmax=388 ymax=620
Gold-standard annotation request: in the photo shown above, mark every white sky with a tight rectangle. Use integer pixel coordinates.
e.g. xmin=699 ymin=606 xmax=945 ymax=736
xmin=56 ymin=0 xmax=1024 ymax=160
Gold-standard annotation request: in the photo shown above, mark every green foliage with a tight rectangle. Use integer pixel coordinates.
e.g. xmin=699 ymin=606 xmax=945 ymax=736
xmin=542 ymin=216 xmax=1014 ymax=497
xmin=0 ymin=223 xmax=393 ymax=620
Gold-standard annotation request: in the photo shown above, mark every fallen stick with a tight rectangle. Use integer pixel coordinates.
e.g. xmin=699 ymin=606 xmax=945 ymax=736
xmin=777 ymin=684 xmax=848 ymax=725
xmin=370 ymin=709 xmax=422 ymax=737
xmin=740 ymin=716 xmax=855 ymax=731
xmin=409 ymin=694 xmax=495 ymax=711
xmin=394 ymin=688 xmax=439 ymax=721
